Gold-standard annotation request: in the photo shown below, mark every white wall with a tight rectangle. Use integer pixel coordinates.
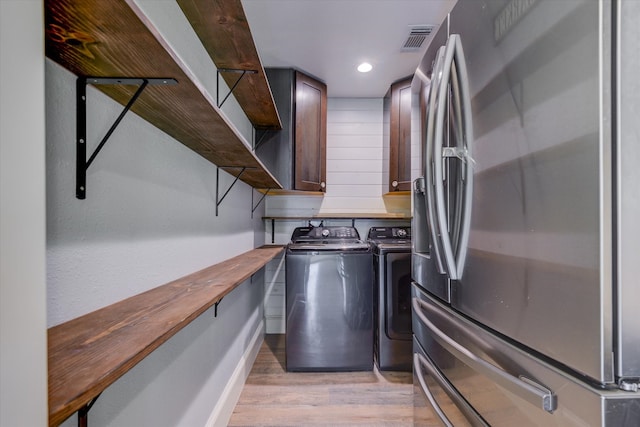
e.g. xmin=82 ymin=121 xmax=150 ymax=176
xmin=45 ymin=1 xmax=267 ymax=425
xmin=0 ymin=2 xmax=48 ymax=427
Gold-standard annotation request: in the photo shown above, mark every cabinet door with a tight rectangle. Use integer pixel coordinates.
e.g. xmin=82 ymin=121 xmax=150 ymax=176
xmin=294 ymin=71 xmax=327 ymax=192
xmin=389 ymin=77 xmax=412 ymax=192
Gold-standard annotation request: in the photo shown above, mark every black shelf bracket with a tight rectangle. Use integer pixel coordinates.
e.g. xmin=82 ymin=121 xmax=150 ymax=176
xmin=252 ymin=128 xmax=271 ymax=152
xmin=251 ymin=188 xmax=270 ymax=218
xmin=216 ymin=68 xmax=257 ymax=109
xmin=76 ymin=77 xmax=178 ymax=199
xmin=215 ymin=166 xmax=246 ymax=216
xmin=214 ymin=298 xmax=223 ymax=317
xmin=77 ymin=393 xmax=102 ymax=427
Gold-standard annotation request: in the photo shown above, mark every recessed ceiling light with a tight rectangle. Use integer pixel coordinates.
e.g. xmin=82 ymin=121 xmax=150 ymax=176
xmin=357 ymin=62 xmax=373 ymax=73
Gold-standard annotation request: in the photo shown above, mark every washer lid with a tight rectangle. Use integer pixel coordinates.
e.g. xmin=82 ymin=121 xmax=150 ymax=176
xmin=287 ymin=241 xmax=371 ymax=251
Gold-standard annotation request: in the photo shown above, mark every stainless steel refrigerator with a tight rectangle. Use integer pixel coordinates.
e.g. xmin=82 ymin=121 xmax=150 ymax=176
xmin=411 ymin=0 xmax=640 ymax=425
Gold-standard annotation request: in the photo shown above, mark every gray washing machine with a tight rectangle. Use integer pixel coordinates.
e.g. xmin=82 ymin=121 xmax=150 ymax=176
xmin=285 ymin=225 xmax=373 ymax=371
xmin=368 ymin=226 xmax=412 ymax=371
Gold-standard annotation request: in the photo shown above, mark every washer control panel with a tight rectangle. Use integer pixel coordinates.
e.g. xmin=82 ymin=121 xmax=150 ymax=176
xmin=367 ymin=227 xmax=412 ymax=241
xmin=290 ymin=226 xmax=361 ymax=242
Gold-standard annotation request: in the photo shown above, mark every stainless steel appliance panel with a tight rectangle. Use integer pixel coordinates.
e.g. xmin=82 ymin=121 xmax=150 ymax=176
xmin=412 ymin=178 xmax=448 ymax=303
xmin=286 ymin=250 xmax=373 ymax=371
xmin=413 ymin=336 xmax=480 ymax=427
xmin=384 ymin=252 xmax=412 ymax=340
xmin=446 ymin=0 xmax=613 ymax=383
xmin=413 ymin=284 xmax=640 ymax=426
xmin=375 ymin=250 xmax=412 ymax=371
xmin=617 ymin=0 xmax=640 ymax=381
xmin=411 ymin=17 xmax=451 ymax=303
xmin=369 ymin=226 xmax=413 ymax=371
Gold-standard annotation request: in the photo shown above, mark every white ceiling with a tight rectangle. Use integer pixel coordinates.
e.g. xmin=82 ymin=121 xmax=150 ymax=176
xmin=242 ymin=0 xmax=456 ymax=98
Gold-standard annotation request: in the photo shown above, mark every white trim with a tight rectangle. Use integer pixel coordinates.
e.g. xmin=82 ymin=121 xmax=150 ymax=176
xmin=204 ymin=320 xmax=264 ymax=427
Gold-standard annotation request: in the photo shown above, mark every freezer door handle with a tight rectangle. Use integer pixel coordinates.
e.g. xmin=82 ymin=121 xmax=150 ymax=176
xmin=413 ymin=297 xmax=558 ymax=413
xmin=414 ymin=352 xmax=489 ymax=426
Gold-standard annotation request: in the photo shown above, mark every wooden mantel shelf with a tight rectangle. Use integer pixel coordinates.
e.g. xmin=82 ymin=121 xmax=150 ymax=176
xmin=45 ymin=0 xmax=282 ymax=189
xmin=47 ymin=245 xmax=284 ymax=427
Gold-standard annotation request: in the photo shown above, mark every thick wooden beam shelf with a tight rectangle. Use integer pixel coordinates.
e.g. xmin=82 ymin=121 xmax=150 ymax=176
xmin=45 ymin=0 xmax=282 ymax=189
xmin=47 ymin=245 xmax=284 ymax=427
xmin=177 ymin=0 xmax=282 ymax=130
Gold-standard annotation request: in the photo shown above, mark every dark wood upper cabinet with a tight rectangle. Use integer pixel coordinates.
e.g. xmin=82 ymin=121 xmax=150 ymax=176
xmin=294 ymin=71 xmax=327 ymax=192
xmin=386 ymin=77 xmax=413 ymax=192
xmin=256 ymin=68 xmax=327 ymax=192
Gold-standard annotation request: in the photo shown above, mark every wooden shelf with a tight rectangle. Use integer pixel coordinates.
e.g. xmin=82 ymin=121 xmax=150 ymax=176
xmin=259 ymin=189 xmax=326 ymax=196
xmin=47 ymin=245 xmax=284 ymax=427
xmin=45 ymin=0 xmax=282 ymax=189
xmin=264 ymin=214 xmax=411 ymax=220
xmin=177 ymin=0 xmax=281 ymax=130
xmin=383 ymin=191 xmax=411 ymax=197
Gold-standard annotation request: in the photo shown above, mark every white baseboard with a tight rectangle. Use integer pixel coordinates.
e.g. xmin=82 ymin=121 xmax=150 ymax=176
xmin=204 ymin=320 xmax=264 ymax=427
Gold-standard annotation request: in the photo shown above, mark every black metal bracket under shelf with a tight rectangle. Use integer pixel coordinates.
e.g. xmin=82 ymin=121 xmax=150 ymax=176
xmin=251 ymin=189 xmax=270 ymax=218
xmin=216 ymin=166 xmax=245 ymax=216
xmin=216 ymin=68 xmax=257 ymax=109
xmin=252 ymin=128 xmax=272 ymax=152
xmin=77 ymin=393 xmax=101 ymax=427
xmin=214 ymin=298 xmax=223 ymax=317
xmin=76 ymin=77 xmax=178 ymax=199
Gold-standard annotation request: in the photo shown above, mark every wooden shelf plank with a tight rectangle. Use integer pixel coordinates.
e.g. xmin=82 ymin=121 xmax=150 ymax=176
xmin=258 ymin=189 xmax=326 ymax=196
xmin=263 ymin=214 xmax=412 ymax=220
xmin=47 ymin=245 xmax=284 ymax=426
xmin=383 ymin=191 xmax=411 ymax=197
xmin=45 ymin=0 xmax=282 ymax=189
xmin=177 ymin=0 xmax=282 ymax=130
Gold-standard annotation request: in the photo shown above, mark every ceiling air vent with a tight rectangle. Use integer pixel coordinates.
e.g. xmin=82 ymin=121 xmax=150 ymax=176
xmin=401 ymin=25 xmax=435 ymax=52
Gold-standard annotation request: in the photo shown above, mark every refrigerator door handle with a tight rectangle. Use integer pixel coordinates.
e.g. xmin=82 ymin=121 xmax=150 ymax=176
xmin=433 ymin=34 xmax=468 ymax=280
xmin=432 ymin=35 xmax=462 ymax=280
xmin=451 ymin=34 xmax=474 ymax=280
xmin=432 ymin=34 xmax=475 ymax=281
xmin=424 ymin=45 xmax=448 ymax=274
xmin=414 ymin=352 xmax=489 ymax=427
xmin=413 ymin=297 xmax=558 ymax=413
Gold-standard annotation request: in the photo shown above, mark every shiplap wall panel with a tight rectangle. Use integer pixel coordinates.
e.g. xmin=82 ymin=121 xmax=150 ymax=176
xmin=324 ymin=98 xmax=386 ymax=213
xmin=326 ymin=172 xmax=383 ymax=185
xmin=330 ymin=134 xmax=383 ymax=147
xmin=327 ymin=146 xmax=383 ymax=160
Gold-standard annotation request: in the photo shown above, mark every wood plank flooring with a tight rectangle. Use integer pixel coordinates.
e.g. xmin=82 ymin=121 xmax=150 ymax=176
xmin=228 ymin=334 xmax=414 ymax=426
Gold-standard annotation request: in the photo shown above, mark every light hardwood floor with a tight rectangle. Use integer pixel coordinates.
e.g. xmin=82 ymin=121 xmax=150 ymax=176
xmin=228 ymin=334 xmax=414 ymax=426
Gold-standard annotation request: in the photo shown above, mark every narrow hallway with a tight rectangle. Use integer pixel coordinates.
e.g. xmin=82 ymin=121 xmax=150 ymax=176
xmin=228 ymin=335 xmax=414 ymax=426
